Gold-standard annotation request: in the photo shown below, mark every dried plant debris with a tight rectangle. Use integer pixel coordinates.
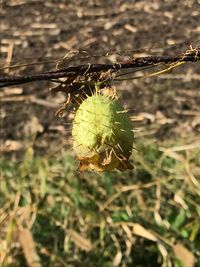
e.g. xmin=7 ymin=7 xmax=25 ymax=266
xmin=72 ymin=89 xmax=134 ymax=172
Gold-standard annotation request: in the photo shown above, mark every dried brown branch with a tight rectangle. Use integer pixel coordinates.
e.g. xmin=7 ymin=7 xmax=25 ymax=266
xmin=0 ymin=47 xmax=199 ymax=88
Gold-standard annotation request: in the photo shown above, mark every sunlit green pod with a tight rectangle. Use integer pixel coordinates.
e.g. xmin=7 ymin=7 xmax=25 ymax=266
xmin=72 ymin=93 xmax=134 ymax=172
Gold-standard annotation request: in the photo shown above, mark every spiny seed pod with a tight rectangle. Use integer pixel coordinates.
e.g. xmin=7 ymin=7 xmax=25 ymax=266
xmin=72 ymin=93 xmax=134 ymax=172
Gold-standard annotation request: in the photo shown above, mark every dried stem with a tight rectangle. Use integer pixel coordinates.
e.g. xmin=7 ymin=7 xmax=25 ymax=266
xmin=0 ymin=47 xmax=199 ymax=88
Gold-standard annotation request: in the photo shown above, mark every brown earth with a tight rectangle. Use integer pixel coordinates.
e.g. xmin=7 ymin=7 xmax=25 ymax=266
xmin=1 ymin=0 xmax=200 ymax=156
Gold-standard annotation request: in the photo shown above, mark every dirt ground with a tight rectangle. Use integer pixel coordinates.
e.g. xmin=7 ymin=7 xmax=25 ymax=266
xmin=1 ymin=0 xmax=200 ymax=155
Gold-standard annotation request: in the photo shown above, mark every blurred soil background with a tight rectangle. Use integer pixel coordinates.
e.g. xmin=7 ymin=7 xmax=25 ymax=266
xmin=0 ymin=1 xmax=200 ymax=267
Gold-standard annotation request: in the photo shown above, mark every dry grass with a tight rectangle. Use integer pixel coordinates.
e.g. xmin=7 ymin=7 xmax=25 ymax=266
xmin=0 ymin=137 xmax=200 ymax=267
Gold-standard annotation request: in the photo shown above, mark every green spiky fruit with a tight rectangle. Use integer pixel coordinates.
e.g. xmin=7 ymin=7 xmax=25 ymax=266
xmin=72 ymin=93 xmax=134 ymax=172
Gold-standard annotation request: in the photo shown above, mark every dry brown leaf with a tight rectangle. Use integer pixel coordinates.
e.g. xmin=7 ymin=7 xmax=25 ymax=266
xmin=113 ymin=250 xmax=122 ymax=267
xmin=111 ymin=234 xmax=122 ymax=267
xmin=155 ymin=111 xmax=175 ymax=125
xmin=174 ymin=192 xmax=188 ymax=210
xmin=132 ymin=223 xmax=158 ymax=242
xmin=173 ymin=243 xmax=196 ymax=267
xmin=124 ymin=24 xmax=138 ymax=33
xmin=0 ymin=140 xmax=23 ymax=152
xmin=19 ymin=228 xmax=41 ymax=267
xmin=68 ymin=229 xmax=92 ymax=252
xmin=0 ymin=87 xmax=23 ymax=97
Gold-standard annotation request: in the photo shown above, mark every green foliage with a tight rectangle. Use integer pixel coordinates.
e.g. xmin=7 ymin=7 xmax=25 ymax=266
xmin=0 ymin=139 xmax=199 ymax=267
